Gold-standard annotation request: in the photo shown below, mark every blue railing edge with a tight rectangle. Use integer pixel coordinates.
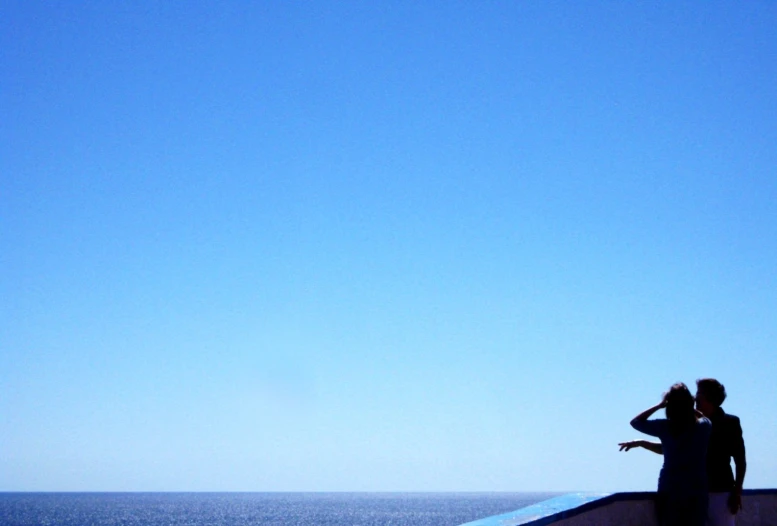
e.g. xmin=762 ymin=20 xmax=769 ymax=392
xmin=458 ymin=489 xmax=777 ymax=526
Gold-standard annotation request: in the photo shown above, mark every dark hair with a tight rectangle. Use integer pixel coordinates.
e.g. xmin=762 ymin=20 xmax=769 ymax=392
xmin=696 ymin=378 xmax=727 ymax=407
xmin=663 ymin=382 xmax=696 ymax=435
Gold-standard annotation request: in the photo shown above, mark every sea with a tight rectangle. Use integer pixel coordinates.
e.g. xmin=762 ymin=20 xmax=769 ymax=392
xmin=0 ymin=492 xmax=558 ymax=526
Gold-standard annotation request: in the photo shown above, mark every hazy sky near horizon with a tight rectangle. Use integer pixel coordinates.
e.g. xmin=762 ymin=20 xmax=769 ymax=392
xmin=2 ymin=1 xmax=776 ymax=492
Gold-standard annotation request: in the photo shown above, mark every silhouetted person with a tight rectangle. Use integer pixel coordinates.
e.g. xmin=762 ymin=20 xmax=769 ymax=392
xmin=620 ymin=378 xmax=746 ymax=526
xmin=630 ymin=383 xmax=711 ymax=526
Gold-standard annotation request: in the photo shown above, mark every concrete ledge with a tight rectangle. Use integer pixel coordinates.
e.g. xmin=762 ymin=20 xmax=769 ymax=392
xmin=459 ymin=489 xmax=777 ymax=526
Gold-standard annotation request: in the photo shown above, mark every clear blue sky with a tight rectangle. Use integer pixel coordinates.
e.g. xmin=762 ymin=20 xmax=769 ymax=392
xmin=2 ymin=1 xmax=776 ymax=492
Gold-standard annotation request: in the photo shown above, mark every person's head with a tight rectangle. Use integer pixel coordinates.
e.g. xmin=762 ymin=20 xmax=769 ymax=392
xmin=663 ymin=382 xmax=696 ymax=429
xmin=696 ymin=378 xmax=726 ymax=416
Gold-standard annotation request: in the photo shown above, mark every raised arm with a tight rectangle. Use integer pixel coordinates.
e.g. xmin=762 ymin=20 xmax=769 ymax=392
xmin=629 ymin=397 xmax=668 ymax=437
xmin=631 ymin=400 xmax=667 ymax=426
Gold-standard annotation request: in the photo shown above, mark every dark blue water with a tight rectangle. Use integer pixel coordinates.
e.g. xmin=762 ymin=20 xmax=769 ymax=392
xmin=0 ymin=492 xmax=558 ymax=526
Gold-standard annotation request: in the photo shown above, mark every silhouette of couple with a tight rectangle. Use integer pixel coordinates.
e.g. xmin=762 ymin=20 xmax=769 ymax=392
xmin=621 ymin=379 xmax=746 ymax=526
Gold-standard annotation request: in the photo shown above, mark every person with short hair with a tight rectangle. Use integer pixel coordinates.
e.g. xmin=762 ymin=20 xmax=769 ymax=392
xmin=620 ymin=378 xmax=747 ymax=526
xmin=696 ymin=378 xmax=747 ymax=526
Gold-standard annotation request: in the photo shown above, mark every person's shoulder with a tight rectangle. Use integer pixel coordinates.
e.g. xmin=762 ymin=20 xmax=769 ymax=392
xmin=720 ymin=410 xmax=741 ymax=425
xmin=631 ymin=417 xmax=669 ymax=433
xmin=716 ymin=409 xmax=744 ymax=435
xmin=651 ymin=418 xmax=671 ymax=431
xmin=726 ymin=413 xmax=743 ymax=432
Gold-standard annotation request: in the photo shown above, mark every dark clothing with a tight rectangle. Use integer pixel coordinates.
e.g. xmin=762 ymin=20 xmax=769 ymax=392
xmin=632 ymin=417 xmax=712 ymax=526
xmin=706 ymin=407 xmax=746 ymax=492
xmin=655 ymin=492 xmax=708 ymax=526
xmin=631 ymin=417 xmax=712 ymax=495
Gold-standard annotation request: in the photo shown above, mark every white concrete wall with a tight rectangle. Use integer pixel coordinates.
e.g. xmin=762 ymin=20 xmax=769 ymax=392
xmin=737 ymin=492 xmax=777 ymax=526
xmin=553 ymin=493 xmax=776 ymax=526
xmin=552 ymin=500 xmax=655 ymax=526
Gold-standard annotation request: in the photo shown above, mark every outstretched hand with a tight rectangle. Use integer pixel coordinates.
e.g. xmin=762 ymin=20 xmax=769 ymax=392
xmin=618 ymin=440 xmax=643 ymax=452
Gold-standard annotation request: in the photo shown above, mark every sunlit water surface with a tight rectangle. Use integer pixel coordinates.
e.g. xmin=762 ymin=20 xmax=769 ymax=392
xmin=0 ymin=492 xmax=559 ymax=526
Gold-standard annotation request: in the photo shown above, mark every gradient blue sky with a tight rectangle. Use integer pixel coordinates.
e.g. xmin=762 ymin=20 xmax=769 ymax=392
xmin=2 ymin=1 xmax=776 ymax=492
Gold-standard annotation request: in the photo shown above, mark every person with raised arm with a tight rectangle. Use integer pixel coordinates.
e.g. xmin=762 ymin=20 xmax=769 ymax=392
xmin=629 ymin=382 xmax=712 ymax=526
xmin=620 ymin=378 xmax=746 ymax=526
